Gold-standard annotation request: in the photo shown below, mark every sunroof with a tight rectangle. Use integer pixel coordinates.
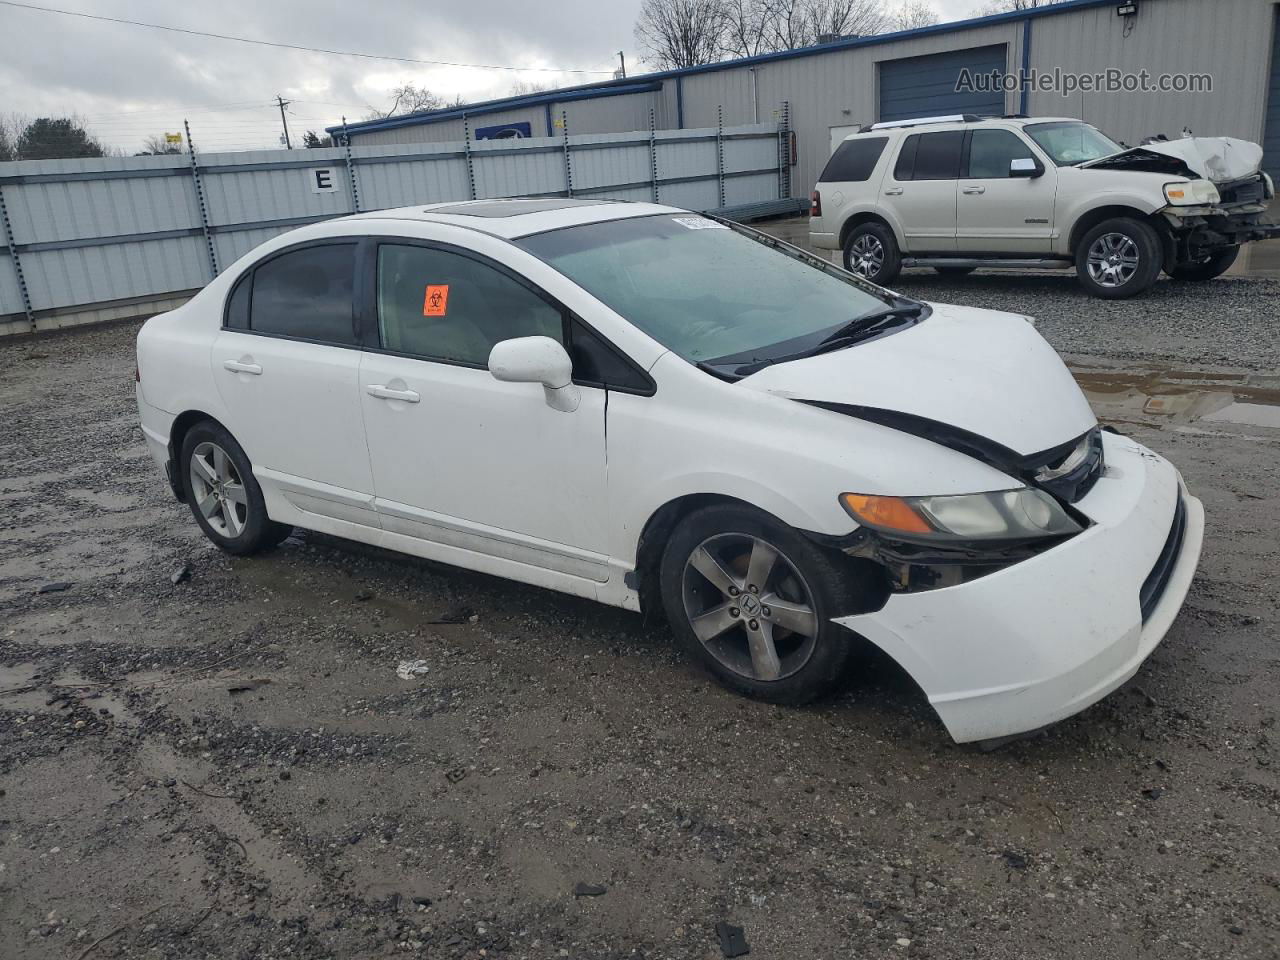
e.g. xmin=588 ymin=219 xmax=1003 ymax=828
xmin=429 ymin=198 xmax=614 ymax=218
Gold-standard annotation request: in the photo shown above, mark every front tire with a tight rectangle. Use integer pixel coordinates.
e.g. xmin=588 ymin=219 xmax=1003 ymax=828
xmin=843 ymin=222 xmax=902 ymax=286
xmin=180 ymin=421 xmax=292 ymax=555
xmin=1074 ymin=217 xmax=1163 ymax=299
xmin=658 ymin=504 xmax=872 ymax=704
xmin=1166 ymin=245 xmax=1239 ymax=281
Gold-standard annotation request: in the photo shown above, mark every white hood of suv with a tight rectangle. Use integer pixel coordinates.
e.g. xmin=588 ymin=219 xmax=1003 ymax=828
xmin=739 ymin=302 xmax=1096 ymax=456
xmin=1081 ymin=136 xmax=1263 ymax=182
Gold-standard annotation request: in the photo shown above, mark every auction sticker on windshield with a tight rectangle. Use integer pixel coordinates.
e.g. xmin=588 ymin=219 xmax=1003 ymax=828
xmin=672 ymin=217 xmax=727 ymax=230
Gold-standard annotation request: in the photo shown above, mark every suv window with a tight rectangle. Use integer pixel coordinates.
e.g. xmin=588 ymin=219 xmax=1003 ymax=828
xmin=249 ymin=244 xmax=357 ymax=344
xmin=966 ymin=129 xmax=1038 ymax=178
xmin=893 ymin=131 xmax=964 ymax=181
xmin=376 ymin=244 xmax=563 ymax=366
xmin=819 ymin=137 xmax=888 ymax=183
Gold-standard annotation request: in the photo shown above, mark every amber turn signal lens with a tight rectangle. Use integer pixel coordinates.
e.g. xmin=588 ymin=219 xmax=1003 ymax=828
xmin=839 ymin=493 xmax=933 ymax=535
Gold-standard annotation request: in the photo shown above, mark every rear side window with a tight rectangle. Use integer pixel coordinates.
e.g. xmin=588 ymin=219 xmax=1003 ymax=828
xmin=966 ymin=129 xmax=1038 ymax=178
xmin=894 ymin=131 xmax=965 ymax=181
xmin=376 ymin=243 xmax=563 ymax=366
xmin=249 ymin=244 xmax=357 ymax=345
xmin=819 ymin=137 xmax=888 ymax=183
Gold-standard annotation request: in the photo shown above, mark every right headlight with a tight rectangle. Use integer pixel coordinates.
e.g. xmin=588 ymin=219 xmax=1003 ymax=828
xmin=1164 ymin=180 xmax=1219 ymax=206
xmin=840 ymin=488 xmax=1082 ymax=541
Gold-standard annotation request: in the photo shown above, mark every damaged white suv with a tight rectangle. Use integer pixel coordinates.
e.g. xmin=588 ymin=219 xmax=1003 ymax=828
xmin=809 ymin=115 xmax=1279 ymax=298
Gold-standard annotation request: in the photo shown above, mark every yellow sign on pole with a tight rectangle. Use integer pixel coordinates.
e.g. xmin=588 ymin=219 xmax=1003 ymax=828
xmin=164 ymin=132 xmax=183 ymax=145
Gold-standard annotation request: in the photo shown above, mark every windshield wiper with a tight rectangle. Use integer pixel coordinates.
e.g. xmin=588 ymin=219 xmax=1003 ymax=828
xmin=814 ymin=303 xmax=926 ymax=349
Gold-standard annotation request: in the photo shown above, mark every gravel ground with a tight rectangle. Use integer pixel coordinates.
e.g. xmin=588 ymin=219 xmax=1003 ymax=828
xmin=1 ymin=272 xmax=1278 ymax=959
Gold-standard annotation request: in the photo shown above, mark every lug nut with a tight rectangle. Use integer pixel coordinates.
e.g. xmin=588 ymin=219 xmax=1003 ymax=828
xmin=748 ymin=584 xmax=759 ymax=594
xmin=748 ymin=619 xmax=759 ymax=630
xmin=729 ymin=607 xmax=740 ymax=618
xmin=728 ymin=585 xmax=740 ymax=596
xmin=761 ymin=606 xmax=771 ymax=617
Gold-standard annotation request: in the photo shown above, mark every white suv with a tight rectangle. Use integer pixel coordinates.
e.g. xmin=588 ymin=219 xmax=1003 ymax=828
xmin=809 ymin=115 xmax=1279 ymax=299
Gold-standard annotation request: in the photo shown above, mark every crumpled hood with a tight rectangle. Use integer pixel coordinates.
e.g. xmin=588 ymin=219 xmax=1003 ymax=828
xmin=738 ymin=301 xmax=1096 ymax=457
xmin=1081 ymin=136 xmax=1263 ymax=182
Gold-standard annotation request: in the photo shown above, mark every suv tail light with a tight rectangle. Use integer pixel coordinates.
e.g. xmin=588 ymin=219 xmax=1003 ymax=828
xmin=810 ymin=190 xmax=822 ymax=217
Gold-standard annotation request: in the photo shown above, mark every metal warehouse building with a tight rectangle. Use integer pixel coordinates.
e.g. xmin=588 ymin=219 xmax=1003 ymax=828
xmin=331 ymin=0 xmax=1280 ymax=201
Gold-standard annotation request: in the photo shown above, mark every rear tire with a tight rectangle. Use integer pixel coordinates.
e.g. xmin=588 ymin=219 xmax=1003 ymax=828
xmin=659 ymin=503 xmax=874 ymax=704
xmin=180 ymin=421 xmax=292 ymax=556
xmin=933 ymin=266 xmax=975 ymax=277
xmin=843 ymin=222 xmax=902 ymax=286
xmin=1166 ymin=245 xmax=1239 ymax=281
xmin=1074 ymin=217 xmax=1163 ymax=299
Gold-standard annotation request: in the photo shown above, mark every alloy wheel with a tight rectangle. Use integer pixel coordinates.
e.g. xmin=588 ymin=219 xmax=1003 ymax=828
xmin=189 ymin=441 xmax=248 ymax=538
xmin=848 ymin=234 xmax=885 ymax=278
xmin=1086 ymin=232 xmax=1140 ymax=288
xmin=680 ymin=533 xmax=819 ymax=682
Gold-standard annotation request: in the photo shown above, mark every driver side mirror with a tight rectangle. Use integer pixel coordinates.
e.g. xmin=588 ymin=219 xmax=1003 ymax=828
xmin=1010 ymin=157 xmax=1042 ymax=178
xmin=488 ymin=336 xmax=580 ymax=413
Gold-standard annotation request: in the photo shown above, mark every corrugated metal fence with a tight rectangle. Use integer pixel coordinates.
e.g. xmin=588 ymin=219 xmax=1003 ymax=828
xmin=0 ymin=114 xmax=796 ymax=336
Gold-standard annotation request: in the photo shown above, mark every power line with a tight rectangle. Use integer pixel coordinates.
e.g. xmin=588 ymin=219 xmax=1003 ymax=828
xmin=0 ymin=0 xmax=616 ymax=74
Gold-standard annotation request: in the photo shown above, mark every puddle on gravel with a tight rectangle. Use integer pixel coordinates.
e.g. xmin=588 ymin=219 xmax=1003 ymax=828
xmin=1069 ymin=364 xmax=1280 ymax=433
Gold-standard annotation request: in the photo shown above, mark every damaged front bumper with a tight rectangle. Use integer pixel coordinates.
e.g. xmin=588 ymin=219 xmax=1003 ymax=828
xmin=833 ymin=431 xmax=1204 ymax=744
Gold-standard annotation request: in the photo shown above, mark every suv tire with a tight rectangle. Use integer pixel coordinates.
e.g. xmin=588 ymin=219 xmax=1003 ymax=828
xmin=1074 ymin=217 xmax=1163 ymax=299
xmin=1167 ymin=245 xmax=1239 ymax=282
xmin=843 ymin=222 xmax=902 ymax=286
xmin=180 ymin=420 xmax=293 ymax=556
xmin=659 ymin=503 xmax=871 ymax=704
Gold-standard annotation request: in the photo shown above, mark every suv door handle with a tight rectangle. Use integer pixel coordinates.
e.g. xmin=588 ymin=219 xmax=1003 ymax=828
xmin=962 ymin=185 xmax=986 ymax=195
xmin=367 ymin=384 xmax=421 ymax=403
xmin=222 ymin=359 xmax=262 ymax=375
xmin=884 ymin=187 xmax=903 ymax=196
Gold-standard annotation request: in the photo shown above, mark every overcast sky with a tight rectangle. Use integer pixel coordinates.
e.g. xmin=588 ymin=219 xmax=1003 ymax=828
xmin=1 ymin=0 xmax=984 ymax=155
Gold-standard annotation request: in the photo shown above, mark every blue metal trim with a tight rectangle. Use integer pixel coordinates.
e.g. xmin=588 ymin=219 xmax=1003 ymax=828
xmin=328 ymin=0 xmax=1117 ymax=137
xmin=328 ymin=81 xmax=664 ymax=136
xmin=1019 ymin=18 xmax=1033 ymax=116
xmin=544 ymin=103 xmax=554 ymax=137
xmin=676 ymin=76 xmax=684 ymax=129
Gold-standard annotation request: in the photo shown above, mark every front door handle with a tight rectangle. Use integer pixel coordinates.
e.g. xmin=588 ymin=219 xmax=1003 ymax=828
xmin=884 ymin=187 xmax=904 ymax=196
xmin=367 ymin=384 xmax=421 ymax=403
xmin=962 ymin=185 xmax=986 ymax=195
xmin=222 ymin=358 xmax=262 ymax=375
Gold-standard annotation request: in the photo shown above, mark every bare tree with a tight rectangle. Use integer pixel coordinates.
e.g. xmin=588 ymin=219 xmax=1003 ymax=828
xmin=136 ymin=133 xmax=182 ymax=156
xmin=635 ymin=0 xmax=727 ymax=68
xmin=972 ymin=0 xmax=1063 ymax=13
xmin=510 ymin=79 xmax=554 ymax=97
xmin=890 ymin=0 xmax=939 ymax=30
xmin=720 ymin=0 xmax=771 ymax=57
xmin=366 ymin=84 xmax=464 ymax=120
xmin=801 ymin=0 xmax=890 ymax=42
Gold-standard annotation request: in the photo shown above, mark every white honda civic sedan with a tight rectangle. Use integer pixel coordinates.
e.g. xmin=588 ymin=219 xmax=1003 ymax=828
xmin=135 ymin=198 xmax=1204 ymax=744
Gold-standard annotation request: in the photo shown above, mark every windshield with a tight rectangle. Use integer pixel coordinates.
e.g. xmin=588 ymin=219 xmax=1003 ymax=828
xmin=1025 ymin=121 xmax=1123 ymax=166
xmin=517 ymin=214 xmax=891 ymax=363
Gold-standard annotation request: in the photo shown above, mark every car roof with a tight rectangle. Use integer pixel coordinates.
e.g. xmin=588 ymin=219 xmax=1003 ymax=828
xmin=341 ymin=197 xmax=687 ymax=239
xmin=848 ymin=116 xmax=1083 ymax=138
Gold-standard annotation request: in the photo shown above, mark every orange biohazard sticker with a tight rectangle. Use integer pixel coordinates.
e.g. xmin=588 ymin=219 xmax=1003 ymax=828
xmin=423 ymin=284 xmax=449 ymax=316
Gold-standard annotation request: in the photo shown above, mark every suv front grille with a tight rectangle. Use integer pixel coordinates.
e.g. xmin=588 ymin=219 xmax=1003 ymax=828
xmin=1139 ymin=494 xmax=1187 ymax=623
xmin=1219 ymin=176 xmax=1265 ymax=205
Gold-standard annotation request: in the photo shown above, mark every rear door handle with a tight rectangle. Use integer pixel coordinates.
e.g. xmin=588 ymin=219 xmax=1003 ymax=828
xmin=962 ymin=185 xmax=986 ymax=195
xmin=222 ymin=359 xmax=262 ymax=375
xmin=367 ymin=384 xmax=421 ymax=403
xmin=884 ymin=187 xmax=903 ymax=196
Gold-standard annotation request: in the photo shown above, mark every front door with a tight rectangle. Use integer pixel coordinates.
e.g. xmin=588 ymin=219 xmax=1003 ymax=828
xmin=211 ymin=241 xmax=377 ymax=528
xmin=956 ymin=129 xmax=1058 ymax=253
xmin=358 ymin=240 xmax=611 ymax=586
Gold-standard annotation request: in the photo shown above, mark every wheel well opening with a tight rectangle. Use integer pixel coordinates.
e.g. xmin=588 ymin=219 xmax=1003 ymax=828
xmin=168 ymin=411 xmax=224 ymax=500
xmin=1068 ymin=205 xmax=1163 ymax=255
xmin=839 ymin=213 xmax=893 ymax=251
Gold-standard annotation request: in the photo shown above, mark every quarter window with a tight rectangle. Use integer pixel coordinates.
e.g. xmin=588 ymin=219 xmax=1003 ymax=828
xmin=376 ymin=244 xmax=563 ymax=366
xmin=248 ymin=244 xmax=357 ymax=345
xmin=966 ymin=129 xmax=1038 ymax=178
xmin=894 ymin=131 xmax=965 ymax=181
xmin=819 ymin=137 xmax=889 ymax=183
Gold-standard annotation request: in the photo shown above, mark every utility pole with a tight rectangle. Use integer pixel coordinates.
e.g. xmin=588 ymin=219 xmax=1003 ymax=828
xmin=617 ymin=51 xmax=626 ymax=79
xmin=275 ymin=94 xmax=292 ymax=149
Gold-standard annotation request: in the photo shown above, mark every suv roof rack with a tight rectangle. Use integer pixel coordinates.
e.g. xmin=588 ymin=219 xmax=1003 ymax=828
xmin=868 ymin=114 xmax=981 ymax=131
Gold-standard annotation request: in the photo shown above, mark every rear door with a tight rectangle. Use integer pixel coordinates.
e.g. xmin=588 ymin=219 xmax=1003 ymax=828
xmin=882 ymin=130 xmax=964 ymax=253
xmin=211 ymin=241 xmax=377 ymax=528
xmin=956 ymin=128 xmax=1058 ymax=253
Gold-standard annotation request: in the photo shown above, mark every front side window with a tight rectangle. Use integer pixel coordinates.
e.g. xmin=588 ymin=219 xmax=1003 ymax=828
xmin=894 ymin=131 xmax=964 ymax=181
xmin=249 ymin=244 xmax=357 ymax=344
xmin=518 ymin=215 xmax=891 ymax=364
xmin=966 ymin=129 xmax=1040 ymax=178
xmin=1025 ymin=121 xmax=1122 ymax=166
xmin=376 ymin=244 xmax=563 ymax=366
